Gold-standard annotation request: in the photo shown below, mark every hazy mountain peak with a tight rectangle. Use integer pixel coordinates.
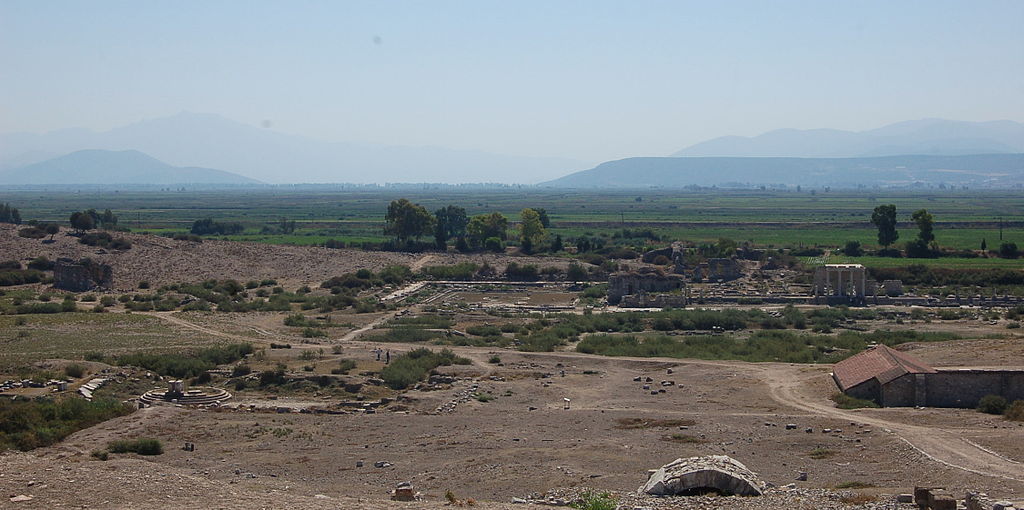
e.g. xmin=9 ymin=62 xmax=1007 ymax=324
xmin=0 ymin=149 xmax=261 ymax=185
xmin=674 ymin=119 xmax=1024 ymax=158
xmin=0 ymin=112 xmax=588 ymax=184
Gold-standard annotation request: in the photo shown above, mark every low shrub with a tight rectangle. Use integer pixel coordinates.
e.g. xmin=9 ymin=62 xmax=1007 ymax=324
xmin=1005 ymin=400 xmax=1024 ymax=421
xmin=830 ymin=393 xmax=879 ymax=409
xmin=108 ymin=438 xmax=163 ymax=455
xmin=0 ymin=398 xmax=132 ymax=452
xmin=64 ymin=364 xmax=86 ymax=378
xmin=571 ymin=492 xmax=617 ymax=510
xmin=978 ymin=394 xmax=1008 ymax=415
xmin=380 ymin=348 xmax=470 ymax=389
xmin=330 ymin=359 xmax=357 ymax=375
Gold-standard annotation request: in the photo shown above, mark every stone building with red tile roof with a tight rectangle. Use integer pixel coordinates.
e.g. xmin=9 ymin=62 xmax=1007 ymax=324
xmin=832 ymin=344 xmax=1024 ymax=407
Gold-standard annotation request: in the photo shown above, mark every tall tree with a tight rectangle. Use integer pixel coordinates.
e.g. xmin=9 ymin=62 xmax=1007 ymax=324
xmin=69 ymin=211 xmax=95 ymax=232
xmin=45 ymin=223 xmax=60 ymax=241
xmin=466 ymin=212 xmax=508 ymax=248
xmin=0 ymin=203 xmax=22 ymax=224
xmin=384 ymin=198 xmax=434 ymax=242
xmin=518 ymin=208 xmax=547 ymax=254
xmin=911 ymin=209 xmax=934 ymax=243
xmin=434 ymin=205 xmax=469 ymax=249
xmin=535 ymin=208 xmax=551 ymax=228
xmin=870 ymin=204 xmax=899 ymax=248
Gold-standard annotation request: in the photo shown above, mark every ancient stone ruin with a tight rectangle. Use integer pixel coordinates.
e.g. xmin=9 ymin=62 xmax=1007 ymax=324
xmin=640 ymin=455 xmax=765 ymax=497
xmin=696 ymin=258 xmax=742 ymax=282
xmin=140 ymin=380 xmax=231 ymax=406
xmin=53 ymin=257 xmax=113 ymax=292
xmin=608 ymin=268 xmax=686 ymax=306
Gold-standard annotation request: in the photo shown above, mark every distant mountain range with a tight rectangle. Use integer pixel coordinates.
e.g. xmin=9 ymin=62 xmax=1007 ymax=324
xmin=3 ymin=116 xmax=1024 ymax=187
xmin=0 ymin=149 xmax=260 ymax=185
xmin=541 ymin=154 xmax=1024 ymax=188
xmin=672 ymin=119 xmax=1024 ymax=158
xmin=0 ymin=112 xmax=587 ymax=184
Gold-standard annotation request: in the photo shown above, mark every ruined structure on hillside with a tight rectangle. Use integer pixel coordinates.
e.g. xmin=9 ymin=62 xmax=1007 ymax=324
xmin=608 ymin=269 xmax=686 ymax=307
xmin=696 ymin=258 xmax=742 ymax=282
xmin=53 ymin=257 xmax=113 ymax=292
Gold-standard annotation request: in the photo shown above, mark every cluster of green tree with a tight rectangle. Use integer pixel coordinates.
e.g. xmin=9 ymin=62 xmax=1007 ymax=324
xmin=110 ymin=343 xmax=254 ymax=379
xmin=869 ymin=205 xmax=938 ymax=258
xmin=79 ymin=231 xmax=132 ymax=250
xmin=260 ymin=217 xmax=297 ymax=235
xmin=17 ymin=222 xmax=60 ymax=240
xmin=190 ymin=218 xmax=244 ymax=236
xmin=0 ymin=266 xmax=45 ymax=287
xmin=0 ymin=203 xmax=21 ymax=224
xmin=379 ymin=347 xmax=470 ymax=389
xmin=869 ymin=265 xmax=1024 ymax=287
xmin=0 ymin=397 xmax=132 ymax=452
xmin=69 ymin=209 xmax=119 ymax=232
xmin=384 ymin=199 xmax=552 ymax=253
xmin=320 ymin=266 xmax=413 ymax=292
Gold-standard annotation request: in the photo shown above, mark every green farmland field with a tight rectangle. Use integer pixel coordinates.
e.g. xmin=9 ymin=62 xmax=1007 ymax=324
xmin=2 ymin=188 xmax=1021 ymax=254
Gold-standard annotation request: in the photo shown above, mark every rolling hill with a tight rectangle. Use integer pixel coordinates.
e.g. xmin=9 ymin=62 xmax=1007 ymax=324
xmin=541 ymin=154 xmax=1024 ymax=189
xmin=0 ymin=149 xmax=262 ymax=185
xmin=0 ymin=112 xmax=588 ymax=184
xmin=672 ymin=119 xmax=1024 ymax=158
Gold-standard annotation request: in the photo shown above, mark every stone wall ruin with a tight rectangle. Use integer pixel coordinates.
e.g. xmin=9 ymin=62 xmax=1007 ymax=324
xmin=53 ymin=257 xmax=113 ymax=292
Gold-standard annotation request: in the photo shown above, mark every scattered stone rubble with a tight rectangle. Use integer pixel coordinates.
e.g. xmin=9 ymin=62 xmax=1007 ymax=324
xmin=77 ymin=377 xmax=109 ymax=400
xmin=529 ymin=487 xmax=922 ymax=509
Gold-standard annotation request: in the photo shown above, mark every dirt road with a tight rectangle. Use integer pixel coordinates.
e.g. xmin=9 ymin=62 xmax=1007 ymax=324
xmin=149 ymin=309 xmax=1024 ymax=484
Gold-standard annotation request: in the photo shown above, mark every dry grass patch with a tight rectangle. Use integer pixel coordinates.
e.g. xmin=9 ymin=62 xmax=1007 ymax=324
xmin=662 ymin=433 xmax=704 ymax=444
xmin=809 ymin=447 xmax=836 ymax=459
xmin=615 ymin=418 xmax=696 ymax=429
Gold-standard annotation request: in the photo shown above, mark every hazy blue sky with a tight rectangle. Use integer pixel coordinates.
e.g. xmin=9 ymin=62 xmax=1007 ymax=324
xmin=2 ymin=1 xmax=1022 ymax=162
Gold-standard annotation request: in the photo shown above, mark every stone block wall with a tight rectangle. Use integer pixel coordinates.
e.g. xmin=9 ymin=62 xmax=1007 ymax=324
xmin=53 ymin=257 xmax=113 ymax=292
xmin=924 ymin=370 xmax=1024 ymax=408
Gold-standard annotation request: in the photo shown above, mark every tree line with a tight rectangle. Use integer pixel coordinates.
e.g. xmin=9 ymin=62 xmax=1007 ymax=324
xmin=861 ymin=205 xmax=1017 ymax=258
xmin=384 ymin=198 xmax=553 ymax=253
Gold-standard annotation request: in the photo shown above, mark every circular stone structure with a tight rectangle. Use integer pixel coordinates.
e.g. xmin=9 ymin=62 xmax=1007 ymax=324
xmin=640 ymin=455 xmax=764 ymax=497
xmin=140 ymin=380 xmax=231 ymax=406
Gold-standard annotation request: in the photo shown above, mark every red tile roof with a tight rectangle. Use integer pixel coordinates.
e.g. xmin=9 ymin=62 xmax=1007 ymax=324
xmin=832 ymin=344 xmax=936 ymax=391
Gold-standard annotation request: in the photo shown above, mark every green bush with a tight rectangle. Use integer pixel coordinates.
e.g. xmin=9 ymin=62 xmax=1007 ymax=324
xmin=1005 ymin=400 xmax=1024 ymax=421
xmin=380 ymin=348 xmax=470 ymax=389
xmin=115 ymin=343 xmax=253 ymax=378
xmin=571 ymin=492 xmax=617 ymax=510
xmin=0 ymin=398 xmax=132 ymax=452
xmin=108 ymin=438 xmax=163 ymax=455
xmin=978 ymin=394 xmax=1008 ymax=415
xmin=422 ymin=263 xmax=479 ymax=280
xmin=363 ymin=329 xmax=447 ymax=343
xmin=331 ymin=359 xmax=357 ymax=375
xmin=64 ymin=364 xmax=86 ymax=378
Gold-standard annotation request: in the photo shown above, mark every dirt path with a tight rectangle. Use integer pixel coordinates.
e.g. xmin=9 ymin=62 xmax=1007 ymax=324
xmin=410 ymin=254 xmax=437 ymax=272
xmin=143 ymin=310 xmax=1024 ymax=483
xmin=140 ymin=312 xmax=255 ymax=342
xmin=757 ymin=362 xmax=1024 ymax=483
